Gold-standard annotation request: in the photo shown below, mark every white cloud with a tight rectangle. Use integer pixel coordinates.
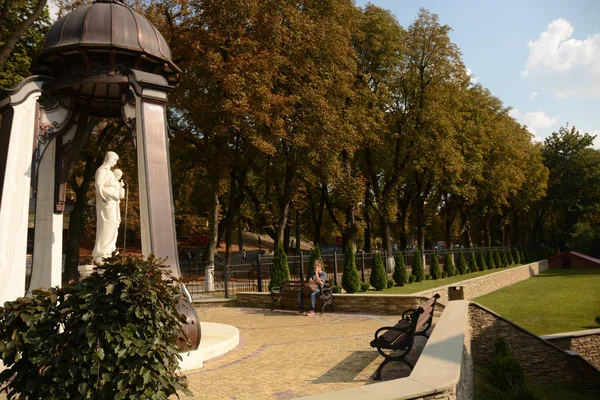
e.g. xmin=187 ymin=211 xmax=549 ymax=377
xmin=510 ymin=108 xmax=559 ymax=140
xmin=529 ymin=91 xmax=538 ymax=100
xmin=466 ymin=67 xmax=478 ymax=84
xmin=592 ymin=130 xmax=600 ymax=149
xmin=48 ymin=0 xmax=59 ymax=21
xmin=521 ymin=18 xmax=600 ymax=98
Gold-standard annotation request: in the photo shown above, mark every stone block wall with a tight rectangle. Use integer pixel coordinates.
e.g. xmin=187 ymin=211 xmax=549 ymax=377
xmin=542 ymin=330 xmax=600 ymax=370
xmin=469 ymin=303 xmax=600 ymax=391
xmin=416 ymin=260 xmax=548 ymax=304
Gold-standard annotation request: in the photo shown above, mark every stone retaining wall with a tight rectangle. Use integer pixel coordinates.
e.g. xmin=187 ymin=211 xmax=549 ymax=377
xmin=416 ymin=260 xmax=548 ymax=304
xmin=469 ymin=303 xmax=600 ymax=391
xmin=542 ymin=329 xmax=600 ymax=370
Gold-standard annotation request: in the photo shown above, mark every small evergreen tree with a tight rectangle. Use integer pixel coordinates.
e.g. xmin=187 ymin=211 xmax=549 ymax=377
xmin=269 ymin=244 xmax=291 ymax=290
xmin=393 ymin=251 xmax=409 ymax=286
xmin=430 ymin=251 xmax=442 ymax=280
xmin=519 ymin=249 xmax=525 ymax=264
xmin=507 ymin=249 xmax=515 ymax=265
xmin=493 ymin=249 xmax=502 ymax=268
xmin=412 ymin=249 xmax=425 ymax=282
xmin=512 ymin=248 xmax=521 ymax=264
xmin=501 ymin=249 xmax=509 ymax=267
xmin=468 ymin=250 xmax=478 ymax=272
xmin=370 ymin=252 xmax=387 ymax=290
xmin=342 ymin=242 xmax=360 ymax=293
xmin=443 ymin=252 xmax=456 ymax=277
xmin=308 ymin=245 xmax=322 ymax=279
xmin=456 ymin=250 xmax=467 ymax=274
xmin=486 ymin=249 xmax=496 ymax=269
xmin=476 ymin=249 xmax=487 ymax=271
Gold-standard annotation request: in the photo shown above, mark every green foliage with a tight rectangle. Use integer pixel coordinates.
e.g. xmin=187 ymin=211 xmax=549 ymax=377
xmin=486 ymin=249 xmax=496 ymax=269
xmin=332 ymin=285 xmax=342 ymax=294
xmin=387 ymin=279 xmax=395 ymax=288
xmin=501 ymin=250 xmax=509 ymax=267
xmin=441 ymin=271 xmax=448 ymax=278
xmin=443 ymin=252 xmax=456 ymax=277
xmin=393 ymin=251 xmax=409 ymax=286
xmin=507 ymin=249 xmax=515 ymax=265
xmin=520 ymin=249 xmax=525 ymax=264
xmin=468 ymin=250 xmax=478 ymax=272
xmin=0 ymin=255 xmax=186 ymax=399
xmin=456 ymin=250 xmax=467 ymax=274
xmin=568 ymin=220 xmax=600 ymax=258
xmin=370 ymin=252 xmax=388 ymax=291
xmin=269 ymin=244 xmax=291 ymax=290
xmin=409 ymin=274 xmax=417 ymax=283
xmin=465 ymin=267 xmax=471 ymax=274
xmin=308 ymin=245 xmax=322 ymax=277
xmin=425 ymin=273 xmax=432 ymax=280
xmin=512 ymin=248 xmax=521 ymax=264
xmin=477 ymin=249 xmax=487 ymax=270
xmin=494 ymin=249 xmax=502 ymax=268
xmin=412 ymin=250 xmax=425 ymax=282
xmin=341 ymin=242 xmax=361 ymax=293
xmin=490 ymin=337 xmax=527 ymax=394
xmin=360 ymin=282 xmax=371 ymax=292
xmin=430 ymin=251 xmax=442 ymax=280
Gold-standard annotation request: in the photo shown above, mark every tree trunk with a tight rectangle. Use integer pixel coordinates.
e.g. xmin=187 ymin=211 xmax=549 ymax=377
xmin=484 ymin=215 xmax=492 ymax=247
xmin=416 ymin=201 xmax=425 ymax=253
xmin=461 ymin=210 xmax=473 ymax=248
xmin=238 ymin=218 xmax=243 ymax=252
xmin=295 ymin=209 xmax=301 ymax=254
xmin=379 ymin=216 xmax=394 ymax=272
xmin=225 ymin=223 xmax=232 ymax=264
xmin=283 ymin=223 xmax=291 ymax=253
xmin=203 ymin=181 xmax=219 ymax=263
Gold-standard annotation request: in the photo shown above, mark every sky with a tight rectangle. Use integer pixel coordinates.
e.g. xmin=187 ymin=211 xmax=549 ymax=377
xmin=356 ymin=0 xmax=600 ymax=148
xmin=47 ymin=0 xmax=600 ymax=147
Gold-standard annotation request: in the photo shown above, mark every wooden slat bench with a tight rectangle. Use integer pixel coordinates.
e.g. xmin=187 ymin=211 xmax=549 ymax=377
xmin=369 ymin=293 xmax=440 ymax=380
xmin=270 ymin=280 xmax=334 ymax=314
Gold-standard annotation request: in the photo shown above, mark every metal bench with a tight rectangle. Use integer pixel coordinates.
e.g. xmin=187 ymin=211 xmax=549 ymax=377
xmin=370 ymin=293 xmax=440 ymax=380
xmin=270 ymin=280 xmax=334 ymax=314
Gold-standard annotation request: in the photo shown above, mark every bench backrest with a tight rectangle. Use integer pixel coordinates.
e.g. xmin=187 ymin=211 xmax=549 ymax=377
xmin=280 ymin=280 xmax=332 ymax=291
xmin=415 ymin=293 xmax=440 ymax=330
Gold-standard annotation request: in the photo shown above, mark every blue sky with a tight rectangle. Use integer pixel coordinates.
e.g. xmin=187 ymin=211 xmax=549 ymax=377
xmin=356 ymin=0 xmax=600 ymax=148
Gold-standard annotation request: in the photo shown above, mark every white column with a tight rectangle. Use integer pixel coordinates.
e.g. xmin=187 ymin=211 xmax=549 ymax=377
xmin=0 ymin=78 xmax=47 ymax=305
xmin=27 ymin=139 xmax=63 ymax=295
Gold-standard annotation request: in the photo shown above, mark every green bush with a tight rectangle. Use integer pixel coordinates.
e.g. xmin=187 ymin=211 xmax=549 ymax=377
xmin=494 ymin=249 xmax=502 ymax=268
xmin=490 ymin=337 xmax=528 ymax=394
xmin=393 ymin=251 xmax=409 ymax=286
xmin=370 ymin=252 xmax=387 ymax=290
xmin=512 ymin=248 xmax=521 ymax=264
xmin=519 ymin=249 xmax=525 ymax=264
xmin=507 ymin=249 xmax=515 ymax=265
xmin=425 ymin=273 xmax=432 ymax=280
xmin=468 ymin=250 xmax=478 ymax=272
xmin=443 ymin=252 xmax=456 ymax=277
xmin=430 ymin=251 xmax=442 ymax=280
xmin=501 ymin=250 xmax=509 ymax=268
xmin=486 ymin=248 xmax=496 ymax=269
xmin=0 ymin=255 xmax=186 ymax=399
xmin=465 ymin=267 xmax=471 ymax=274
xmin=308 ymin=245 xmax=322 ymax=278
xmin=496 ymin=386 xmax=537 ymax=400
xmin=360 ymin=282 xmax=371 ymax=292
xmin=408 ymin=274 xmax=417 ymax=283
xmin=341 ymin=242 xmax=361 ymax=293
xmin=441 ymin=271 xmax=448 ymax=278
xmin=387 ymin=279 xmax=395 ymax=288
xmin=332 ymin=285 xmax=342 ymax=293
xmin=477 ymin=249 xmax=487 ymax=270
xmin=412 ymin=249 xmax=425 ymax=282
xmin=269 ymin=244 xmax=291 ymax=290
xmin=456 ymin=250 xmax=467 ymax=274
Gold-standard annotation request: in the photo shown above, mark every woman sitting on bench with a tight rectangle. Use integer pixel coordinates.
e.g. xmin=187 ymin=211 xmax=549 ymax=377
xmin=298 ymin=260 xmax=327 ymax=316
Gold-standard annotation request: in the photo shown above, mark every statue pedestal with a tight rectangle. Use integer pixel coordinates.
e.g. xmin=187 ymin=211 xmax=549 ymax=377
xmin=78 ymin=264 xmax=96 ymax=280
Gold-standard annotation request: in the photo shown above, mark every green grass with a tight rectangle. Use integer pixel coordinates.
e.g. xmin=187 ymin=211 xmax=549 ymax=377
xmin=474 ymin=365 xmax=598 ymax=400
xmin=363 ymin=264 xmax=522 ymax=295
xmin=474 ymin=268 xmax=600 ymax=335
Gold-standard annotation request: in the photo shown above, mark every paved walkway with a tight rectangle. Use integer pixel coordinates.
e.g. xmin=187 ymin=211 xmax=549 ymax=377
xmin=180 ymin=307 xmax=432 ymax=399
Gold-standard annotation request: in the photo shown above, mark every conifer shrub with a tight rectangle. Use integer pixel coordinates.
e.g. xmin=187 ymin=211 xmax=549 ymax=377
xmin=501 ymin=250 xmax=509 ymax=267
xmin=507 ymin=249 xmax=515 ymax=265
xmin=430 ymin=251 xmax=442 ymax=280
xmin=308 ymin=245 xmax=322 ymax=279
xmin=412 ymin=249 xmax=425 ymax=282
xmin=443 ymin=252 xmax=456 ymax=277
xmin=512 ymin=248 xmax=520 ymax=264
xmin=456 ymin=250 xmax=467 ymax=274
xmin=332 ymin=285 xmax=342 ymax=293
xmin=519 ymin=249 xmax=525 ymax=264
xmin=370 ymin=252 xmax=387 ymax=291
xmin=425 ymin=273 xmax=432 ymax=280
xmin=441 ymin=271 xmax=448 ymax=278
xmin=393 ymin=251 xmax=409 ymax=286
xmin=465 ymin=267 xmax=471 ymax=274
xmin=341 ymin=242 xmax=361 ymax=293
xmin=360 ymin=282 xmax=371 ymax=292
xmin=468 ymin=250 xmax=478 ymax=272
xmin=0 ymin=255 xmax=187 ymax=399
xmin=387 ymin=279 xmax=395 ymax=288
xmin=477 ymin=249 xmax=487 ymax=270
xmin=408 ymin=274 xmax=416 ymax=283
xmin=486 ymin=248 xmax=496 ymax=269
xmin=493 ymin=249 xmax=502 ymax=268
xmin=490 ymin=337 xmax=528 ymax=395
xmin=269 ymin=244 xmax=291 ymax=290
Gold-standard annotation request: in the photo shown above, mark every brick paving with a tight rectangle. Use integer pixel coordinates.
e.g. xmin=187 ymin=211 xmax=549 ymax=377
xmin=180 ymin=306 xmax=432 ymax=399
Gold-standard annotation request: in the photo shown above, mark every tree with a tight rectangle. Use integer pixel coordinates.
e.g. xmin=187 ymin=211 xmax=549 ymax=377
xmin=393 ymin=251 xmax=409 ymax=285
xmin=430 ymin=251 xmax=441 ymax=280
xmin=468 ymin=250 xmax=478 ymax=273
xmin=476 ymin=249 xmax=487 ymax=271
xmin=269 ymin=244 xmax=290 ymax=290
xmin=308 ymin=245 xmax=322 ymax=278
xmin=443 ymin=252 xmax=456 ymax=277
xmin=486 ymin=248 xmax=496 ymax=269
xmin=507 ymin=249 xmax=514 ymax=265
xmin=501 ymin=249 xmax=509 ymax=268
xmin=512 ymin=248 xmax=521 ymax=264
xmin=493 ymin=249 xmax=502 ymax=268
xmin=412 ymin=249 xmax=425 ymax=282
xmin=342 ymin=242 xmax=360 ymax=293
xmin=370 ymin=252 xmax=387 ymax=290
xmin=456 ymin=250 xmax=467 ymax=274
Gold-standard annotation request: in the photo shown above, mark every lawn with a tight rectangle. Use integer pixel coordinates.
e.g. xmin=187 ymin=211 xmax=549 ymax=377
xmin=474 ymin=268 xmax=600 ymax=335
xmin=363 ymin=264 xmax=522 ymax=295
